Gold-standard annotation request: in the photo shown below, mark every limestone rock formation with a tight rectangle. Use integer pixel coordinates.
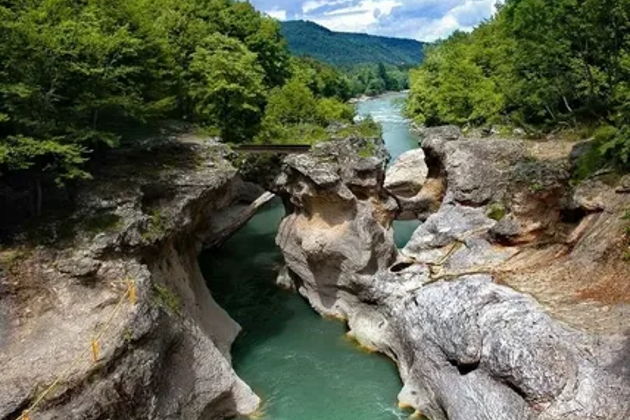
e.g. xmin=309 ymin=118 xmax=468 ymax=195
xmin=276 ymin=133 xmax=630 ymax=420
xmin=363 ymin=272 xmax=629 ymax=420
xmin=0 ymin=138 xmax=263 ymax=420
xmin=275 ymin=137 xmax=398 ymax=317
xmin=384 ymin=149 xmax=434 ymax=220
xmin=385 ymin=149 xmax=429 ymax=195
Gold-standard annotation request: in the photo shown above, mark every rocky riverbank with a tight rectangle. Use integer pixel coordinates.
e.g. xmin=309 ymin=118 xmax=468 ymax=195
xmin=2 ymin=126 xmax=628 ymax=420
xmin=274 ymin=128 xmax=630 ymax=419
xmin=0 ymin=137 xmax=267 ymax=419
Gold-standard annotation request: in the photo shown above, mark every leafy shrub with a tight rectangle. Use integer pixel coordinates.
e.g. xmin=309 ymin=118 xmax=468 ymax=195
xmin=575 ymin=125 xmax=630 ymax=179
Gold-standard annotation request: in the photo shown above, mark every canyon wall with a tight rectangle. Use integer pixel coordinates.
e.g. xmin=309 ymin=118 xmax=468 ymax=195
xmin=0 ymin=138 xmax=265 ymax=419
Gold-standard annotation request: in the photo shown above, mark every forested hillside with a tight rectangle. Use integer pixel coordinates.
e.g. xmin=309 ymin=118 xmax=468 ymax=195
xmin=280 ymin=20 xmax=423 ymax=67
xmin=0 ymin=0 xmax=360 ymax=210
xmin=406 ymin=0 xmax=629 ymax=176
xmin=281 ymin=20 xmax=423 ymax=96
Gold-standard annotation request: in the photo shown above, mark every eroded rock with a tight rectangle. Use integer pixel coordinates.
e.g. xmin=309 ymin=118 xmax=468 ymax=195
xmin=385 ymin=149 xmax=429 ymax=196
xmin=385 ymin=149 xmax=435 ymax=220
xmin=0 ymin=138 xmax=261 ymax=420
xmin=276 ymin=134 xmax=630 ymax=420
xmin=275 ymin=137 xmax=398 ymax=317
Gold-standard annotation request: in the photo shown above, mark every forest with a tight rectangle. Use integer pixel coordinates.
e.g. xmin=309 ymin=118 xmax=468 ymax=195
xmin=0 ymin=0 xmax=356 ymax=192
xmin=279 ymin=20 xmax=423 ymax=67
xmin=406 ymin=0 xmax=629 ymax=175
xmin=280 ymin=20 xmax=422 ymax=97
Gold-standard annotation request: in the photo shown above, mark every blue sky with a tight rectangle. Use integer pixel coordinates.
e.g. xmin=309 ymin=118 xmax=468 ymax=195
xmin=248 ymin=0 xmax=499 ymax=41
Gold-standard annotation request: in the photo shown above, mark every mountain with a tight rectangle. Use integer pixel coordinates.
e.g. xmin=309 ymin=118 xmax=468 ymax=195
xmin=280 ymin=20 xmax=425 ymax=68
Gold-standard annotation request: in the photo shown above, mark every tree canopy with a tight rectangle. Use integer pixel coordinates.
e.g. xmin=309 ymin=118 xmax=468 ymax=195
xmin=406 ymin=0 xmax=629 ymax=173
xmin=0 ymin=0 xmax=367 ymax=216
xmin=0 ymin=0 xmax=290 ymax=185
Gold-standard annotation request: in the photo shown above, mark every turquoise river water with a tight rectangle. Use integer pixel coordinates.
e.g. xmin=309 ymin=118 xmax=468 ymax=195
xmin=200 ymin=92 xmax=422 ymax=420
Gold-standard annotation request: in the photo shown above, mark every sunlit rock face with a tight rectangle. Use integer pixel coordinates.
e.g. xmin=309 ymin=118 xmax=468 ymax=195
xmin=384 ymin=148 xmax=435 ymax=220
xmin=276 ymin=133 xmax=630 ymax=420
xmin=275 ymin=137 xmax=399 ymax=318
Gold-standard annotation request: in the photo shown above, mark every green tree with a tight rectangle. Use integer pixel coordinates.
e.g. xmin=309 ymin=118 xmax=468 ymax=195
xmin=0 ymin=0 xmax=175 ymax=211
xmin=407 ymin=30 xmax=506 ymax=126
xmin=406 ymin=0 xmax=629 ymax=175
xmin=188 ymin=34 xmax=266 ymax=142
xmin=0 ymin=0 xmax=294 ymax=212
xmin=256 ymin=77 xmax=354 ymax=144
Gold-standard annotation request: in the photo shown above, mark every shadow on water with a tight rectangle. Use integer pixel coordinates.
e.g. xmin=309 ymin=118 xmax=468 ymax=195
xmin=199 ymin=200 xmax=296 ymax=359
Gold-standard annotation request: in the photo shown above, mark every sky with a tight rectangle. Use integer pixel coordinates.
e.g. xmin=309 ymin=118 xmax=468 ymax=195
xmin=248 ymin=0 xmax=499 ymax=42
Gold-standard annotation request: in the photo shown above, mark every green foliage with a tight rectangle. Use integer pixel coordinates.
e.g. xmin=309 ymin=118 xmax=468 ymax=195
xmin=0 ymin=0 xmax=290 ymax=186
xmin=1 ymin=0 xmax=390 ymax=196
xmin=262 ymin=78 xmax=320 ymax=125
xmin=316 ymin=98 xmax=355 ymax=124
xmin=357 ymin=141 xmax=377 ymax=158
xmin=0 ymin=136 xmax=90 ymax=185
xmin=188 ymin=34 xmax=266 ymax=142
xmin=152 ymin=282 xmax=181 ymax=315
xmin=347 ymin=63 xmax=412 ymax=97
xmin=407 ymin=25 xmax=510 ymax=126
xmin=407 ymin=0 xmax=629 ymax=175
xmin=291 ymin=57 xmax=352 ymax=100
xmin=256 ymin=77 xmax=354 ymax=144
xmin=334 ymin=118 xmax=381 ymax=140
xmin=142 ymin=209 xmax=169 ymax=242
xmin=280 ymin=20 xmax=420 ymax=97
xmin=486 ymin=203 xmax=507 ymax=221
xmin=575 ymin=125 xmax=630 ymax=179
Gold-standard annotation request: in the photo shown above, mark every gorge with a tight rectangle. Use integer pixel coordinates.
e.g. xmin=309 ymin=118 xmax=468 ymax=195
xmin=1 ymin=1 xmax=628 ymax=419
xmin=2 ymin=91 xmax=629 ymax=420
xmin=200 ymin=93 xmax=419 ymax=420
xmin=272 ymin=123 xmax=629 ymax=419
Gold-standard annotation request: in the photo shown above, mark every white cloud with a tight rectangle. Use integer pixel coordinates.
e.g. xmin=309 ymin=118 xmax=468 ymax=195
xmin=373 ymin=0 xmax=498 ymax=41
xmin=266 ymin=9 xmax=288 ymax=20
xmin=302 ymin=0 xmax=347 ymax=14
xmin=417 ymin=14 xmax=462 ymax=41
xmin=308 ymin=0 xmax=403 ymax=33
xmin=253 ymin=0 xmax=499 ymax=41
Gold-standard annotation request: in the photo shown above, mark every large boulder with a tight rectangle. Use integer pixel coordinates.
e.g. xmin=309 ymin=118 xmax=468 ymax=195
xmin=361 ymin=272 xmax=630 ymax=420
xmin=385 ymin=149 xmax=429 ymax=195
xmin=385 ymin=149 xmax=436 ymax=220
xmin=275 ymin=137 xmax=398 ymax=317
xmin=423 ymin=133 xmax=527 ymax=205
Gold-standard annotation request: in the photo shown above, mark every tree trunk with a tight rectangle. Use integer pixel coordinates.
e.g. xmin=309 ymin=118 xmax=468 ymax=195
xmin=562 ymin=95 xmax=573 ymax=114
xmin=544 ymin=104 xmax=557 ymax=121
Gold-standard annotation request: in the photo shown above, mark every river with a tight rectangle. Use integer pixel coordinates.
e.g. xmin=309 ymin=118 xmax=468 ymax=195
xmin=200 ymin=92 xmax=421 ymax=420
